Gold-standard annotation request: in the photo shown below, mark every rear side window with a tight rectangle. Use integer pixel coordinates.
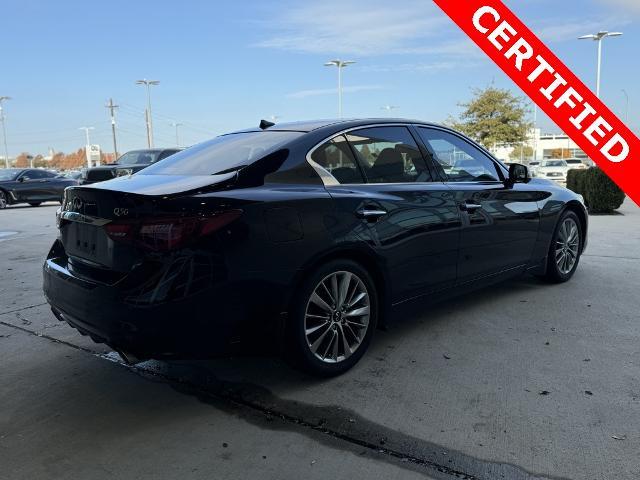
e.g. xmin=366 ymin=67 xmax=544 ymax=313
xmin=417 ymin=127 xmax=500 ymax=182
xmin=141 ymin=131 xmax=303 ymax=176
xmin=345 ymin=127 xmax=431 ymax=183
xmin=310 ymin=135 xmax=365 ymax=184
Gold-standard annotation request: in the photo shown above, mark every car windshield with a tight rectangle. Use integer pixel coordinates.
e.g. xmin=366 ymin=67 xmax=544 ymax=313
xmin=141 ymin=131 xmax=303 ymax=176
xmin=543 ymin=161 xmax=566 ymax=167
xmin=0 ymin=169 xmax=21 ymax=181
xmin=115 ymin=151 xmax=161 ymax=166
xmin=566 ymin=159 xmax=581 ymax=164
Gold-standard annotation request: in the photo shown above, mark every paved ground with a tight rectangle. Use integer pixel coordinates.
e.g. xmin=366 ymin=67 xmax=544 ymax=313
xmin=1 ymin=199 xmax=639 ymax=480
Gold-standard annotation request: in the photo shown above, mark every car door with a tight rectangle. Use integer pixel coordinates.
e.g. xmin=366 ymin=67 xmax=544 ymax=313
xmin=415 ymin=126 xmax=542 ymax=284
xmin=17 ymin=169 xmax=53 ymax=201
xmin=13 ymin=170 xmax=40 ymax=201
xmin=309 ymin=126 xmax=462 ymax=303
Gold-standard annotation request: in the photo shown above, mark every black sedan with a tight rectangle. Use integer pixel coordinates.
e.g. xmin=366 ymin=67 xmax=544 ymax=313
xmin=43 ymin=119 xmax=587 ymax=376
xmin=81 ymin=148 xmax=182 ymax=184
xmin=0 ymin=168 xmax=78 ymax=209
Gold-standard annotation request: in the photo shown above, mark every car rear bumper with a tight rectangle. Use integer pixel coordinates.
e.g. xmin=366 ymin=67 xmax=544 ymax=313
xmin=42 ymin=241 xmax=278 ymax=359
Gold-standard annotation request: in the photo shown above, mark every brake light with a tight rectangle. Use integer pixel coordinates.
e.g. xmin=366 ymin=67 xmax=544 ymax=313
xmin=104 ymin=210 xmax=242 ymax=251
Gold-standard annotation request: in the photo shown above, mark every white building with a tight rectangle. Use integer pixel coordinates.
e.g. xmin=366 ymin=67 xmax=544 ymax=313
xmin=491 ymin=128 xmax=589 ymax=165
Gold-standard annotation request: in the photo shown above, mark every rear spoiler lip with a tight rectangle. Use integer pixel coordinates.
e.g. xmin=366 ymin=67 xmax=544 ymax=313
xmin=66 ymin=172 xmax=238 ymax=197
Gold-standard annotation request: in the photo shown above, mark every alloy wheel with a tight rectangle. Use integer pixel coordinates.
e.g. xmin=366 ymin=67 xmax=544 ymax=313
xmin=0 ymin=191 xmax=6 ymax=209
xmin=304 ymin=271 xmax=370 ymax=364
xmin=555 ymin=217 xmax=580 ymax=274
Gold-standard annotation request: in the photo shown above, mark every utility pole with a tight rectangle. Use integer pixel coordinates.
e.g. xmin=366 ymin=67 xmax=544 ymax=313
xmin=0 ymin=96 xmax=11 ymax=168
xmin=621 ymin=89 xmax=629 ymax=123
xmin=105 ymin=98 xmax=119 ymax=161
xmin=79 ymin=127 xmax=94 ymax=168
xmin=170 ymin=122 xmax=183 ymax=147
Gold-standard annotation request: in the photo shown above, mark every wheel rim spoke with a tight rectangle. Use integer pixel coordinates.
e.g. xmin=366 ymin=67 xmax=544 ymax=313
xmin=305 ymin=270 xmax=370 ymax=364
xmin=555 ymin=218 xmax=580 ymax=274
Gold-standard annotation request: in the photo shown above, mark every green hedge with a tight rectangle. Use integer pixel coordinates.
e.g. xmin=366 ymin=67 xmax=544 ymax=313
xmin=566 ymin=167 xmax=625 ymax=213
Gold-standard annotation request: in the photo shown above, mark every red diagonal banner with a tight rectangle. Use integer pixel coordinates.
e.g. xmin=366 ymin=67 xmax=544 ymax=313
xmin=433 ymin=0 xmax=639 ymax=205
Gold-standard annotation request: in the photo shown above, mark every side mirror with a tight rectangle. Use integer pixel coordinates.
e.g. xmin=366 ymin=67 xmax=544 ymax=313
xmin=508 ymin=163 xmax=529 ymax=183
xmin=18 ymin=176 xmax=26 ymax=183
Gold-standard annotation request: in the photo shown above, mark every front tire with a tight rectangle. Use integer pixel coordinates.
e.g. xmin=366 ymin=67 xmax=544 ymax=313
xmin=0 ymin=190 xmax=7 ymax=209
xmin=287 ymin=259 xmax=378 ymax=376
xmin=541 ymin=211 xmax=582 ymax=283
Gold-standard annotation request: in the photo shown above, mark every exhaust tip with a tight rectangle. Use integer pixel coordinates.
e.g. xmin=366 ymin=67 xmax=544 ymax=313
xmin=115 ymin=349 xmax=145 ymax=365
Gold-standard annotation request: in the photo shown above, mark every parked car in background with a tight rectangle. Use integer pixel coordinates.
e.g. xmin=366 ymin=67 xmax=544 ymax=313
xmin=44 ymin=118 xmax=588 ymax=376
xmin=528 ymin=160 xmax=541 ymax=176
xmin=62 ymin=170 xmax=84 ymax=180
xmin=80 ymin=148 xmax=182 ymax=185
xmin=536 ymin=159 xmax=570 ymax=184
xmin=0 ymin=168 xmax=78 ymax=209
xmin=565 ymin=158 xmax=588 ymax=170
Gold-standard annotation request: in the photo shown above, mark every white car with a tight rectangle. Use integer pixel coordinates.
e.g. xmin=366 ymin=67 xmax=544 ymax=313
xmin=536 ymin=160 xmax=570 ymax=184
xmin=565 ymin=158 xmax=588 ymax=170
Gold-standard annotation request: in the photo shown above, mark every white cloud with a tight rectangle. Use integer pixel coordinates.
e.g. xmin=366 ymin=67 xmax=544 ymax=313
xmin=599 ymin=0 xmax=640 ymax=14
xmin=254 ymin=0 xmax=451 ymax=56
xmin=535 ymin=17 xmax=631 ymax=42
xmin=286 ymin=85 xmax=384 ymax=99
xmin=361 ymin=60 xmax=484 ymax=74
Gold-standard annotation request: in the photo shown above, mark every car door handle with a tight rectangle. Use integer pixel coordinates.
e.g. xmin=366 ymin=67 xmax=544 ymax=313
xmin=356 ymin=207 xmax=387 ymax=220
xmin=459 ymin=202 xmax=483 ymax=213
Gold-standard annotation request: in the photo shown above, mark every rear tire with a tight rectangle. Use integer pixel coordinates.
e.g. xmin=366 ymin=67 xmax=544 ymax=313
xmin=0 ymin=190 xmax=7 ymax=209
xmin=286 ymin=259 xmax=378 ymax=376
xmin=540 ymin=210 xmax=582 ymax=283
xmin=29 ymin=202 xmax=42 ymax=207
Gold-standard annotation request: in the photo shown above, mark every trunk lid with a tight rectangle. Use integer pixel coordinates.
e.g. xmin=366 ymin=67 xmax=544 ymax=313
xmin=59 ymin=173 xmax=237 ymax=272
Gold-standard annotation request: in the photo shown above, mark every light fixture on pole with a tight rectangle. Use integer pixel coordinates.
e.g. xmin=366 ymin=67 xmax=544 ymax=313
xmin=79 ymin=126 xmax=94 ymax=168
xmin=578 ymin=31 xmax=623 ymax=98
xmin=324 ymin=60 xmax=356 ymax=118
xmin=135 ymin=79 xmax=160 ymax=147
xmin=169 ymin=122 xmax=183 ymax=147
xmin=0 ymin=96 xmax=11 ymax=168
xmin=380 ymin=105 xmax=399 ymax=115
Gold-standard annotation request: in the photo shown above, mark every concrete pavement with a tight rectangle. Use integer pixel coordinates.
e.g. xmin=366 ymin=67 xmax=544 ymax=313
xmin=1 ymin=199 xmax=639 ymax=479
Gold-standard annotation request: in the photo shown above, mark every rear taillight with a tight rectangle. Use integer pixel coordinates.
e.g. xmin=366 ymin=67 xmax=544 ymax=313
xmin=104 ymin=210 xmax=242 ymax=252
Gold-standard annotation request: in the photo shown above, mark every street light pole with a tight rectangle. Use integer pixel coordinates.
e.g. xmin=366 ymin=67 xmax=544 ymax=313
xmin=135 ymin=79 xmax=160 ymax=147
xmin=106 ymin=98 xmax=119 ymax=160
xmin=578 ymin=31 xmax=623 ymax=98
xmin=324 ymin=60 xmax=356 ymax=118
xmin=0 ymin=96 xmax=11 ymax=168
xmin=79 ymin=126 xmax=94 ymax=168
xmin=170 ymin=122 xmax=183 ymax=147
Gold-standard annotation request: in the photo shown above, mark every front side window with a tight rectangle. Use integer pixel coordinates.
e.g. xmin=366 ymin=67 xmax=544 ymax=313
xmin=310 ymin=135 xmax=364 ymax=184
xmin=417 ymin=127 xmax=501 ymax=182
xmin=345 ymin=127 xmax=430 ymax=183
xmin=22 ymin=170 xmax=49 ymax=180
xmin=142 ymin=131 xmax=303 ymax=176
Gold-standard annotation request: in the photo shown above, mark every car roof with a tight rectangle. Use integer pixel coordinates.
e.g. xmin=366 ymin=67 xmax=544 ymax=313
xmin=231 ymin=118 xmax=444 ymax=134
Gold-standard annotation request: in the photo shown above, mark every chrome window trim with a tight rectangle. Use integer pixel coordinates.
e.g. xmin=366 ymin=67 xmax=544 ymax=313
xmin=305 ymin=122 xmax=508 ymax=186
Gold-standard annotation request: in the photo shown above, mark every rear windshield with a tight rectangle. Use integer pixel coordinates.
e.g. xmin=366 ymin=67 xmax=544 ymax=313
xmin=140 ymin=131 xmax=303 ymax=176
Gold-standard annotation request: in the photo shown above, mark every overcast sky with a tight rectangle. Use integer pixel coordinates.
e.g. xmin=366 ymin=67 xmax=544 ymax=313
xmin=1 ymin=0 xmax=638 ymax=157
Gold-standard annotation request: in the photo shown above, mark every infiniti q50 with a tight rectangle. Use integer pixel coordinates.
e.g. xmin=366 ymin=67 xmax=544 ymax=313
xmin=43 ymin=119 xmax=587 ymax=376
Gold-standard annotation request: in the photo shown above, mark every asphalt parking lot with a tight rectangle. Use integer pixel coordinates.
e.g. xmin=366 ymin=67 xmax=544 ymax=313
xmin=1 ymin=199 xmax=639 ymax=480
